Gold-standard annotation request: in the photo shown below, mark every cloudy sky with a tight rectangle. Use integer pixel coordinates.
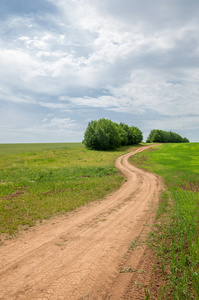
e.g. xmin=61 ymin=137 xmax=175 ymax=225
xmin=0 ymin=0 xmax=199 ymax=143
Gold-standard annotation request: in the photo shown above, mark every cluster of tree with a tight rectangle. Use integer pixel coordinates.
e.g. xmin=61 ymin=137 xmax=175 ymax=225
xmin=146 ymin=129 xmax=190 ymax=143
xmin=83 ymin=118 xmax=143 ymax=150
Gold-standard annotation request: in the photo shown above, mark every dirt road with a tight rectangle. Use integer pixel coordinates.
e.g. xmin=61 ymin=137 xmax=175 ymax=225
xmin=0 ymin=146 xmax=163 ymax=300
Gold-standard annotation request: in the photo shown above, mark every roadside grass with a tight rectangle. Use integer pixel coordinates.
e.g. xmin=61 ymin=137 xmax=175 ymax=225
xmin=130 ymin=143 xmax=199 ymax=299
xmin=0 ymin=143 xmax=137 ymax=236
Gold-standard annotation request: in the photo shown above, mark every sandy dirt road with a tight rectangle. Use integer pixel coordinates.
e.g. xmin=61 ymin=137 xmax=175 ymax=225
xmin=0 ymin=145 xmax=163 ymax=300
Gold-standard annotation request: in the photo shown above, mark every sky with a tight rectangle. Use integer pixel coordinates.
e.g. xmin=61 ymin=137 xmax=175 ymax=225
xmin=0 ymin=0 xmax=199 ymax=143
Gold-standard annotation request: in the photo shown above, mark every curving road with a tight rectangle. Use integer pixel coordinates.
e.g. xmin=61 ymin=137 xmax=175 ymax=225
xmin=0 ymin=145 xmax=163 ymax=300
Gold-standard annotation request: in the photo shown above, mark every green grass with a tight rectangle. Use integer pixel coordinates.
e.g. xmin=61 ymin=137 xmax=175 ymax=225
xmin=131 ymin=143 xmax=199 ymax=299
xmin=0 ymin=142 xmax=137 ymax=235
xmin=0 ymin=143 xmax=83 ymax=155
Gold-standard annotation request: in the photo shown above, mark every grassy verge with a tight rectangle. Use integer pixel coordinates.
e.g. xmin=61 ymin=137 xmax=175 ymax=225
xmin=130 ymin=143 xmax=199 ymax=299
xmin=0 ymin=143 xmax=136 ymax=236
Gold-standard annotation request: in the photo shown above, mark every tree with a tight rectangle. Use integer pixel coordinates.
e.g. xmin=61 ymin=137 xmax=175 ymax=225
xmin=146 ymin=129 xmax=189 ymax=143
xmin=83 ymin=118 xmax=120 ymax=150
xmin=130 ymin=126 xmax=143 ymax=144
xmin=117 ymin=123 xmax=129 ymax=146
xmin=182 ymin=137 xmax=190 ymax=143
xmin=117 ymin=123 xmax=143 ymax=146
xmin=83 ymin=119 xmax=143 ymax=150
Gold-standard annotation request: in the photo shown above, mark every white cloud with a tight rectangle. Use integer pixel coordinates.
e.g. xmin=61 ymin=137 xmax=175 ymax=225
xmin=38 ymin=102 xmax=72 ymax=111
xmin=21 ymin=117 xmax=83 ymax=143
xmin=42 ymin=117 xmax=77 ymax=130
xmin=59 ymin=69 xmax=199 ymax=118
xmin=0 ymin=0 xmax=199 ymax=142
xmin=145 ymin=115 xmax=199 ymax=131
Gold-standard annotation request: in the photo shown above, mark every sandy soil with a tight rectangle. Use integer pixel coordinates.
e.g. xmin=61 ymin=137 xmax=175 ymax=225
xmin=0 ymin=145 xmax=163 ymax=300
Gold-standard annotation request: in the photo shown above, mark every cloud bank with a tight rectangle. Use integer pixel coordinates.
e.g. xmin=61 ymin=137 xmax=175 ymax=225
xmin=0 ymin=0 xmax=199 ymax=142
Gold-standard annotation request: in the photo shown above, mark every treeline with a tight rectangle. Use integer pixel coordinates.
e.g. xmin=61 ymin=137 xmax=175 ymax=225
xmin=146 ymin=129 xmax=189 ymax=143
xmin=83 ymin=119 xmax=190 ymax=150
xmin=83 ymin=118 xmax=143 ymax=150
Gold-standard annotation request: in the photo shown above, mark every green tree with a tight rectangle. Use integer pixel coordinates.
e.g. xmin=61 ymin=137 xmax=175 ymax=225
xmin=83 ymin=118 xmax=120 ymax=150
xmin=182 ymin=137 xmax=190 ymax=143
xmin=118 ymin=123 xmax=129 ymax=145
xmin=146 ymin=129 xmax=189 ymax=143
xmin=117 ymin=123 xmax=143 ymax=145
xmin=83 ymin=119 xmax=143 ymax=150
xmin=130 ymin=126 xmax=143 ymax=144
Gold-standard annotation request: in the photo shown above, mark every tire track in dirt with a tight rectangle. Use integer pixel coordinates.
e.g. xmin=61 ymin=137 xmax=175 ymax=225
xmin=0 ymin=145 xmax=163 ymax=300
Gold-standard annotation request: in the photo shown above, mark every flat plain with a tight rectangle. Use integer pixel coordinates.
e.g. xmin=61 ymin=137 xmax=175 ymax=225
xmin=0 ymin=143 xmax=132 ymax=235
xmin=0 ymin=144 xmax=163 ymax=299
xmin=131 ymin=143 xmax=199 ymax=299
xmin=1 ymin=142 xmax=198 ymax=299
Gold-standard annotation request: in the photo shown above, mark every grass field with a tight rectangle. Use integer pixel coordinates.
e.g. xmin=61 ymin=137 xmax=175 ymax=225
xmin=0 ymin=143 xmax=137 ymax=236
xmin=131 ymin=143 xmax=199 ymax=299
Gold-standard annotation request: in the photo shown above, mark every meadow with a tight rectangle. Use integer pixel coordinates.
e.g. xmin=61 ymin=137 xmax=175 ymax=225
xmin=0 ymin=143 xmax=135 ymax=235
xmin=131 ymin=143 xmax=199 ymax=300
xmin=1 ymin=142 xmax=199 ymax=298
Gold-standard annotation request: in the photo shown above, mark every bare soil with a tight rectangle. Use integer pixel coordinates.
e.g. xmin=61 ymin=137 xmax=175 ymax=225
xmin=0 ymin=146 xmax=163 ymax=300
